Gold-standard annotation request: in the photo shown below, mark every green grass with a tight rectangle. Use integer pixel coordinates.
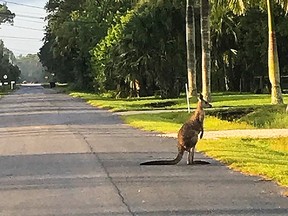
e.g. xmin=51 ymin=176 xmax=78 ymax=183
xmin=71 ymin=92 xmax=288 ymax=130
xmin=0 ymin=87 xmax=12 ymax=95
xmin=70 ymin=92 xmax=187 ymax=111
xmin=122 ymin=112 xmax=253 ymax=133
xmin=197 ymin=137 xmax=288 ymax=187
xmin=211 ymin=93 xmax=273 ymax=106
xmin=122 ymin=106 xmax=288 ymax=132
xmin=71 ymin=92 xmax=288 ymax=111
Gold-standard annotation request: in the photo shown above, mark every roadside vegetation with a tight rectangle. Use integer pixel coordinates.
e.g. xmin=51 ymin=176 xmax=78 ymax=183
xmin=71 ymin=92 xmax=288 ymax=188
xmin=0 ymin=86 xmax=13 ymax=95
xmin=71 ymin=92 xmax=288 ymax=109
xmin=71 ymin=92 xmax=288 ymax=129
xmin=198 ymin=137 xmax=288 ymax=187
xmin=123 ymin=114 xmax=253 ymax=132
xmin=40 ymin=1 xmax=288 ymax=102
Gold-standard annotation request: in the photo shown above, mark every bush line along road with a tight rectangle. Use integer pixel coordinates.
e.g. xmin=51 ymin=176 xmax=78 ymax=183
xmin=0 ymin=85 xmax=287 ymax=215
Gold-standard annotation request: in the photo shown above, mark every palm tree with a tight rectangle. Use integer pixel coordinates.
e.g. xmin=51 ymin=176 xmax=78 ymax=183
xmin=186 ymin=0 xmax=197 ymax=97
xmin=224 ymin=0 xmax=285 ymax=104
xmin=201 ymin=0 xmax=211 ymax=101
xmin=267 ymin=0 xmax=283 ymax=104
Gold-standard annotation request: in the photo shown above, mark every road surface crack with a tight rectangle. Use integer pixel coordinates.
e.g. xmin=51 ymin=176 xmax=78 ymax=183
xmin=75 ymin=130 xmax=135 ymax=216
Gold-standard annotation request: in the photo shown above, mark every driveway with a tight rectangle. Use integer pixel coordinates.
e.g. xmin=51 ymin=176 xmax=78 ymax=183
xmin=0 ymin=85 xmax=287 ymax=216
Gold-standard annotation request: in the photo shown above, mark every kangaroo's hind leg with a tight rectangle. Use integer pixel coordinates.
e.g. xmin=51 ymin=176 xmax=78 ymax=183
xmin=187 ymin=135 xmax=198 ymax=165
xmin=187 ymin=147 xmax=195 ymax=165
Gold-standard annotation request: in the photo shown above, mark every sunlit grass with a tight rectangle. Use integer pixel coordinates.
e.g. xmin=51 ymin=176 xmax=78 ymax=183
xmin=270 ymin=137 xmax=288 ymax=152
xmin=197 ymin=137 xmax=288 ymax=187
xmin=122 ymin=112 xmax=253 ymax=133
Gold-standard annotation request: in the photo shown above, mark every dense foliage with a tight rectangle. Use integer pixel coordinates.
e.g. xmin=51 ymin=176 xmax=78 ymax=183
xmin=0 ymin=3 xmax=14 ymax=24
xmin=0 ymin=40 xmax=20 ymax=83
xmin=39 ymin=0 xmax=288 ymax=97
xmin=91 ymin=1 xmax=186 ymax=98
xmin=0 ymin=4 xmax=19 ymax=84
xmin=39 ymin=0 xmax=134 ymax=91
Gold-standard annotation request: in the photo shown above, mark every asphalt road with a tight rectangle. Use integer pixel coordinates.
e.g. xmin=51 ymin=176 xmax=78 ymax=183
xmin=0 ymin=85 xmax=287 ymax=216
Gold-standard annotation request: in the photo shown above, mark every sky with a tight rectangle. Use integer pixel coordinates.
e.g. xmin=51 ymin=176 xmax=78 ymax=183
xmin=0 ymin=0 xmax=47 ymax=57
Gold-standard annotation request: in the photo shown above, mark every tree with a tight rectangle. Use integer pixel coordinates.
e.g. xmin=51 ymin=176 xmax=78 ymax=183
xmin=225 ymin=0 xmax=286 ymax=104
xmin=91 ymin=10 xmax=135 ymax=93
xmin=0 ymin=40 xmax=20 ymax=83
xmin=267 ymin=0 xmax=283 ymax=104
xmin=186 ymin=0 xmax=197 ymax=96
xmin=0 ymin=3 xmax=15 ymax=25
xmin=201 ymin=0 xmax=211 ymax=101
xmin=40 ymin=0 xmax=134 ymax=90
xmin=40 ymin=0 xmax=86 ymax=87
xmin=90 ymin=0 xmax=186 ymax=98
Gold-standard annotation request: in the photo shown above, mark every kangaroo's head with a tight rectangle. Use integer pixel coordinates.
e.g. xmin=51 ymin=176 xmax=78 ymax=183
xmin=198 ymin=93 xmax=212 ymax=109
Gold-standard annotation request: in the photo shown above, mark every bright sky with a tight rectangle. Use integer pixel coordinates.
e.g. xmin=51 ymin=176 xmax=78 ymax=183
xmin=0 ymin=0 xmax=47 ymax=57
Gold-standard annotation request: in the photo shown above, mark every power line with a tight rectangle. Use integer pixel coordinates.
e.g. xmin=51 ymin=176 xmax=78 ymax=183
xmin=2 ymin=24 xmax=44 ymax=31
xmin=0 ymin=35 xmax=41 ymax=40
xmin=15 ymin=18 xmax=46 ymax=24
xmin=12 ymin=10 xmax=46 ymax=17
xmin=0 ymin=12 xmax=45 ymax=20
xmin=0 ymin=0 xmax=44 ymax=10
xmin=0 ymin=12 xmax=98 ymax=24
xmin=15 ymin=13 xmax=45 ymax=20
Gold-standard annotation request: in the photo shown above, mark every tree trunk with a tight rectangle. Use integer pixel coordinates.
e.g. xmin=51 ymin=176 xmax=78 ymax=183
xmin=186 ymin=0 xmax=197 ymax=97
xmin=200 ymin=0 xmax=211 ymax=101
xmin=267 ymin=0 xmax=283 ymax=104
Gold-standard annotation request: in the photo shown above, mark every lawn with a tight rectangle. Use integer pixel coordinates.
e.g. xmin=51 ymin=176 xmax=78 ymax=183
xmin=123 ymin=113 xmax=253 ymax=133
xmin=70 ymin=92 xmax=288 ymax=111
xmin=197 ymin=137 xmax=288 ymax=187
xmin=70 ymin=92 xmax=288 ymax=129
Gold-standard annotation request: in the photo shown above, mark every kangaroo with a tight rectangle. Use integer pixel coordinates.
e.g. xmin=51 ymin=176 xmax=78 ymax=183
xmin=140 ymin=93 xmax=212 ymax=165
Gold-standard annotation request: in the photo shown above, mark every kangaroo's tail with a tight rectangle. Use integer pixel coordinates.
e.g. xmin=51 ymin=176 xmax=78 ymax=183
xmin=140 ymin=152 xmax=183 ymax=165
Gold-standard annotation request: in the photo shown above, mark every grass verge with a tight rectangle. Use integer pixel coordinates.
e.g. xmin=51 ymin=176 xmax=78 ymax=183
xmin=197 ymin=137 xmax=288 ymax=187
xmin=70 ymin=92 xmax=288 ymax=111
xmin=71 ymin=92 xmax=288 ymax=129
xmin=122 ymin=112 xmax=253 ymax=133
